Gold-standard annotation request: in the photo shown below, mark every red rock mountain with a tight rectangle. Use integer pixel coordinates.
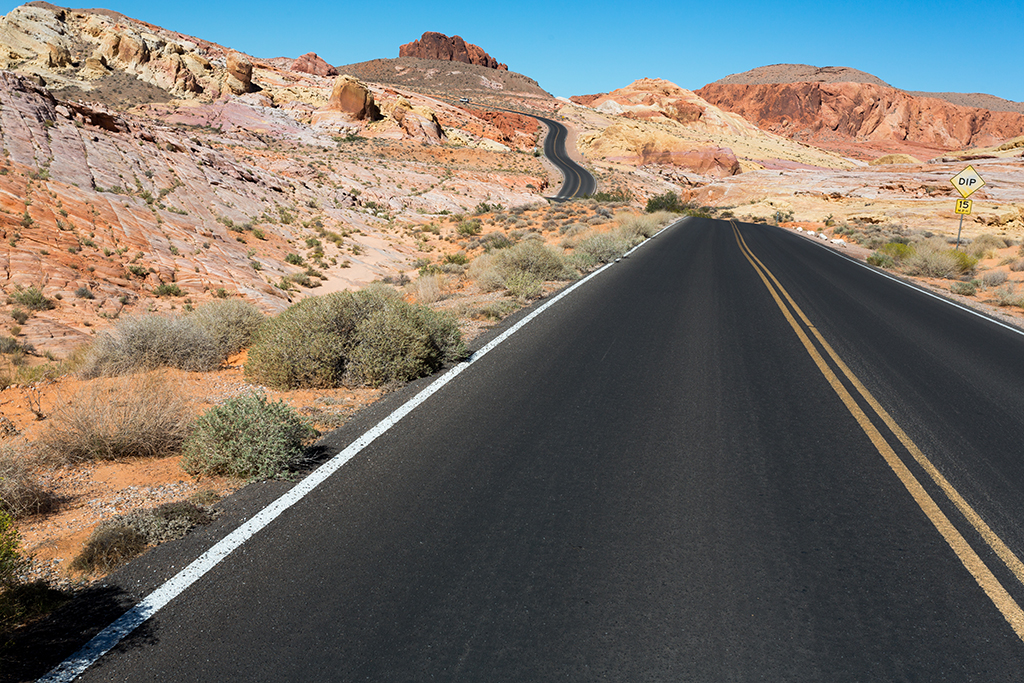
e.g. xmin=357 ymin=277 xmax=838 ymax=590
xmin=697 ymin=66 xmax=1024 ymax=159
xmin=399 ymin=32 xmax=507 ymax=71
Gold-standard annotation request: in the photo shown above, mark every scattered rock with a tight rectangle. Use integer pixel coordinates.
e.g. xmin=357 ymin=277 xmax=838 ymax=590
xmin=291 ymin=52 xmax=337 ymax=77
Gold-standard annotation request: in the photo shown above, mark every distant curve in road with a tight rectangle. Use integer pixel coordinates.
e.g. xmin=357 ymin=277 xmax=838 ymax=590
xmin=532 ymin=114 xmax=597 ymax=200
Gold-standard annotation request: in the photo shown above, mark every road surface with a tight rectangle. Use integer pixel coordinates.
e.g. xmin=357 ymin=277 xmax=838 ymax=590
xmin=28 ymin=217 xmax=1024 ymax=682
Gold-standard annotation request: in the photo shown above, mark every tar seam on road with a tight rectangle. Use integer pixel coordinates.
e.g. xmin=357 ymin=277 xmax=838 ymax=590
xmin=732 ymin=221 xmax=1024 ymax=642
xmin=37 ymin=220 xmax=686 ymax=683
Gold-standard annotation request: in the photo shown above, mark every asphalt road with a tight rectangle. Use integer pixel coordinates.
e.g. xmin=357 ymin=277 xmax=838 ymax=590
xmin=533 ymin=114 xmax=597 ymax=199
xmin=31 ymin=218 xmax=1024 ymax=681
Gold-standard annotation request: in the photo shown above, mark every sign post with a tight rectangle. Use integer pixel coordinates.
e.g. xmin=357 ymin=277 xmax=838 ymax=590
xmin=950 ymin=166 xmax=986 ymax=250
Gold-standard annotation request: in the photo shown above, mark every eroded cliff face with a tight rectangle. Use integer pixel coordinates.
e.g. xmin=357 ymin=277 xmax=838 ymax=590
xmin=399 ymin=32 xmax=507 ymax=71
xmin=696 ymin=81 xmax=1024 ymax=159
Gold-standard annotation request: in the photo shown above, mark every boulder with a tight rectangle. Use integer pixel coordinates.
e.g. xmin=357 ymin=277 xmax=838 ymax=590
xmin=225 ymin=52 xmax=254 ymax=94
xmin=323 ymin=75 xmax=379 ymax=120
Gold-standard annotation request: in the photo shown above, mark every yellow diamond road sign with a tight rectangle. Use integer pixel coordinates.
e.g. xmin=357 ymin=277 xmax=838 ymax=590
xmin=951 ymin=165 xmax=985 ymax=198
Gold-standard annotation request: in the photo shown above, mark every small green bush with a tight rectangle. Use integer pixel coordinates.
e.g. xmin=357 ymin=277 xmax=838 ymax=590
xmin=152 ymin=283 xmax=183 ymax=297
xmin=949 ymin=250 xmax=979 ymax=274
xmin=993 ymin=284 xmax=1024 ymax=308
xmin=80 ymin=314 xmax=222 ymax=377
xmin=645 ymin=192 xmax=683 ymax=213
xmin=867 ymin=252 xmax=895 ymax=268
xmin=187 ymin=299 xmax=264 ymax=358
xmin=10 ymin=308 xmax=28 ymax=325
xmin=493 ymin=241 xmax=574 ymax=282
xmin=71 ymin=524 xmax=147 ymax=573
xmin=182 ymin=393 xmax=317 ymax=479
xmin=573 ymin=233 xmax=631 ymax=266
xmin=75 ymin=286 xmax=95 ymax=300
xmin=879 ymin=242 xmax=915 ymax=261
xmin=285 ymin=253 xmax=304 ymax=266
xmin=502 ymin=271 xmax=544 ymax=299
xmin=8 ymin=286 xmax=54 ymax=311
xmin=457 ymin=220 xmax=482 ymax=236
xmin=949 ymin=281 xmax=976 ymax=296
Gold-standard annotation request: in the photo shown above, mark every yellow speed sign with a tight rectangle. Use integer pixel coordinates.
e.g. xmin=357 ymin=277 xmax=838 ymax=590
xmin=955 ymin=199 xmax=973 ymax=215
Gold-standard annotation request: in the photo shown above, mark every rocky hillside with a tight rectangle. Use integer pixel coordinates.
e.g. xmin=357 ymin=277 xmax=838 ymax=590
xmin=0 ymin=3 xmax=559 ymax=359
xmin=566 ymin=78 xmax=852 ymax=176
xmin=698 ymin=65 xmax=1024 ymax=160
xmin=399 ymin=32 xmax=507 ymax=71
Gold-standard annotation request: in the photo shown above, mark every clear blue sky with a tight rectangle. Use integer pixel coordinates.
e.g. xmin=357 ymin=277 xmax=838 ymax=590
xmin=4 ymin=0 xmax=1022 ymax=101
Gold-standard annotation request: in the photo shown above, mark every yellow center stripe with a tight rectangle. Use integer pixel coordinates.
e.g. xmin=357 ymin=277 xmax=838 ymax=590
xmin=731 ymin=221 xmax=1024 ymax=641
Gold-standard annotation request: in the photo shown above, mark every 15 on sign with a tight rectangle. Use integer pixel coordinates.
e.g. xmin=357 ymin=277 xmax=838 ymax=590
xmin=955 ymin=199 xmax=973 ymax=215
xmin=951 ymin=166 xmax=986 ymax=198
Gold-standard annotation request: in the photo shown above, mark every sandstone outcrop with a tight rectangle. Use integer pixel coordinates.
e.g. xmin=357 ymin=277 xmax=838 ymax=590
xmin=696 ymin=80 xmax=1024 ymax=158
xmin=292 ymin=52 xmax=336 ymax=77
xmin=579 ymin=120 xmax=740 ymax=176
xmin=399 ymin=32 xmax=507 ymax=71
xmin=225 ymin=51 xmax=254 ymax=94
xmin=312 ymin=74 xmax=380 ymax=125
xmin=392 ymin=98 xmax=445 ymax=144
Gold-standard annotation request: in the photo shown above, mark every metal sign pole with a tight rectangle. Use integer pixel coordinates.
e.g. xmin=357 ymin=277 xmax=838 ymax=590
xmin=956 ymin=213 xmax=964 ymax=251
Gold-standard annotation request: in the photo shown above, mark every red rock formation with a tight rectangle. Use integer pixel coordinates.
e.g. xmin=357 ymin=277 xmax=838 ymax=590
xmin=399 ymin=32 xmax=508 ymax=71
xmin=323 ymin=75 xmax=380 ymax=120
xmin=464 ymin=108 xmax=538 ymax=145
xmin=696 ymin=81 xmax=1024 ymax=156
xmin=292 ymin=52 xmax=337 ymax=77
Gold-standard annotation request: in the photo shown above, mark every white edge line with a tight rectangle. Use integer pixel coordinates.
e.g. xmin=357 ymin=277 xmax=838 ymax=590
xmin=786 ymin=227 xmax=1024 ymax=338
xmin=38 ymin=218 xmax=687 ymax=683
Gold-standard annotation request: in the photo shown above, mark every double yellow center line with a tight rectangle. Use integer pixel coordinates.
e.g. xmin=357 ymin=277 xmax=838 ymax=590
xmin=731 ymin=221 xmax=1024 ymax=641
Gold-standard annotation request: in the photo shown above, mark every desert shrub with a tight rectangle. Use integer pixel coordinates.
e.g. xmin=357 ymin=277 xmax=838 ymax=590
xmin=70 ymin=524 xmax=147 ymax=573
xmin=75 ymin=287 xmax=95 ymax=300
xmin=968 ymin=233 xmax=1007 ymax=259
xmin=457 ymin=219 xmax=482 ymax=236
xmin=981 ymin=270 xmax=1009 ymax=287
xmin=245 ymin=286 xmax=465 ymax=390
xmin=493 ymin=241 xmax=574 ymax=282
xmin=476 ymin=300 xmax=520 ymax=320
xmin=444 ymin=252 xmax=468 ymax=265
xmin=1010 ymin=259 xmax=1024 ymax=272
xmin=879 ymin=242 xmax=915 ymax=262
xmin=949 ymin=281 xmax=976 ymax=296
xmin=35 ymin=373 xmax=192 ymax=465
xmin=467 ymin=253 xmax=504 ymax=292
xmin=8 ymin=286 xmax=54 ymax=311
xmin=0 ymin=511 xmax=26 ymax=587
xmin=573 ymin=232 xmax=631 ymax=266
xmin=866 ymin=252 xmax=895 ymax=268
xmin=79 ymin=314 xmax=222 ymax=377
xmin=407 ymin=273 xmax=445 ymax=304
xmin=10 ymin=309 xmax=27 ymax=325
xmin=993 ymin=284 xmax=1024 ymax=308
xmin=617 ymin=212 xmax=663 ymax=240
xmin=772 ymin=209 xmax=795 ymax=224
xmin=645 ymin=191 xmax=683 ymax=213
xmin=152 ymin=283 xmax=183 ymax=297
xmin=116 ymin=501 xmax=215 ymax=544
xmin=182 ymin=393 xmax=317 ymax=479
xmin=901 ymin=240 xmax=977 ymax=278
xmin=502 ymin=271 xmax=544 ymax=299
xmin=0 ymin=441 xmax=56 ymax=518
xmin=480 ymin=232 xmax=514 ymax=251
xmin=187 ymin=299 xmax=265 ymax=358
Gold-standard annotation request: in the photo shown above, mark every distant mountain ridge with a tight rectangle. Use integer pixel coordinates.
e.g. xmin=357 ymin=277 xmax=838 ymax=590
xmin=709 ymin=63 xmax=1023 ymax=114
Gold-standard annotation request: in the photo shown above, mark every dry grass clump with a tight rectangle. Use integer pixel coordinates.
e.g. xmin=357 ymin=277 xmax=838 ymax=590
xmin=80 ymin=314 xmax=222 ymax=378
xmin=967 ymin=233 xmax=1008 ymax=259
xmin=993 ymin=284 xmax=1024 ymax=308
xmin=35 ymin=373 xmax=193 ymax=465
xmin=469 ymin=241 xmax=575 ymax=299
xmin=981 ymin=270 xmax=1008 ymax=287
xmin=0 ymin=441 xmax=56 ymax=518
xmin=617 ymin=211 xmax=675 ymax=240
xmin=901 ymin=239 xmax=977 ymax=278
xmin=407 ymin=273 xmax=446 ymax=304
xmin=70 ymin=524 xmax=147 ymax=574
xmin=245 ymin=285 xmax=465 ymax=390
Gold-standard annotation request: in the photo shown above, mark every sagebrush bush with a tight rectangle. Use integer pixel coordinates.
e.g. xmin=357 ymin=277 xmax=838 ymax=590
xmin=994 ymin=284 xmax=1024 ymax=308
xmin=617 ymin=212 xmax=664 ymax=240
xmin=493 ymin=241 xmax=574 ymax=282
xmin=901 ymin=239 xmax=977 ymax=278
xmin=0 ymin=441 xmax=56 ymax=518
xmin=245 ymin=286 xmax=465 ymax=390
xmin=645 ymin=191 xmax=683 ymax=213
xmin=879 ymin=242 xmax=915 ymax=261
xmin=35 ymin=373 xmax=192 ymax=465
xmin=1011 ymin=259 xmax=1024 ymax=272
xmin=468 ymin=253 xmax=505 ymax=292
xmin=573 ymin=232 xmax=631 ymax=267
xmin=407 ymin=273 xmax=445 ymax=304
xmin=187 ymin=299 xmax=265 ymax=358
xmin=80 ymin=314 xmax=222 ymax=377
xmin=867 ymin=252 xmax=895 ymax=268
xmin=8 ymin=285 xmax=54 ymax=311
xmin=968 ymin=233 xmax=1007 ymax=259
xmin=182 ymin=393 xmax=318 ymax=479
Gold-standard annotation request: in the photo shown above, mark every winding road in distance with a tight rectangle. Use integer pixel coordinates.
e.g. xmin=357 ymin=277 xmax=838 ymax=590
xmin=532 ymin=114 xmax=597 ymax=199
xmin=25 ymin=217 xmax=1024 ymax=682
